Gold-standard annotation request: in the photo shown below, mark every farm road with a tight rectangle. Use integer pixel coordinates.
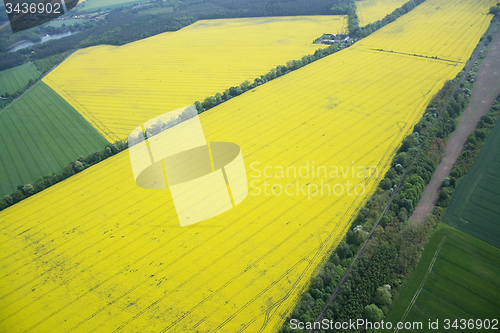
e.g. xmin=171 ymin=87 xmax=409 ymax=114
xmin=409 ymin=22 xmax=500 ymax=226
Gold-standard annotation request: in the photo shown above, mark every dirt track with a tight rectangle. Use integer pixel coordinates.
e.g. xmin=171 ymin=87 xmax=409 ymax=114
xmin=409 ymin=22 xmax=500 ymax=225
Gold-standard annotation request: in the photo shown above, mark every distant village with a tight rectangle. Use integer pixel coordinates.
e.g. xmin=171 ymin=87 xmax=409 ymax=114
xmin=314 ymin=33 xmax=351 ymax=45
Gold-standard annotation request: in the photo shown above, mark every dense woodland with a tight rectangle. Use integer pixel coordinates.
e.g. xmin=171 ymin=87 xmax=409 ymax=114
xmin=176 ymin=0 xmax=338 ymax=18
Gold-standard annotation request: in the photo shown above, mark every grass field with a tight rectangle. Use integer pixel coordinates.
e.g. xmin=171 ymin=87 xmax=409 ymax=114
xmin=77 ymin=0 xmax=166 ymax=12
xmin=137 ymin=6 xmax=174 ymax=16
xmin=355 ymin=0 xmax=408 ymax=26
xmin=45 ymin=18 xmax=88 ymax=28
xmin=0 ymin=63 xmax=41 ymax=96
xmin=356 ymin=0 xmax=495 ymax=63
xmin=384 ymin=223 xmax=500 ymax=333
xmin=0 ymin=82 xmax=109 ymax=197
xmin=443 ymin=120 xmax=500 ymax=248
xmin=43 ymin=15 xmax=348 ymax=142
xmin=1 ymin=0 xmax=495 ymax=331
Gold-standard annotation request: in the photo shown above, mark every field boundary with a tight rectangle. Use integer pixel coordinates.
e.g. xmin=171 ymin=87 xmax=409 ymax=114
xmin=0 ymin=49 xmax=79 ymax=113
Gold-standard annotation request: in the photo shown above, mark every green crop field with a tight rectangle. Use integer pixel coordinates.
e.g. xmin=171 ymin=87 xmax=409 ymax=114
xmin=78 ymin=0 xmax=152 ymax=12
xmin=45 ymin=18 xmax=88 ymax=28
xmin=443 ymin=117 xmax=500 ymax=248
xmin=0 ymin=63 xmax=41 ymax=96
xmin=384 ymin=223 xmax=500 ymax=333
xmin=0 ymin=82 xmax=109 ymax=197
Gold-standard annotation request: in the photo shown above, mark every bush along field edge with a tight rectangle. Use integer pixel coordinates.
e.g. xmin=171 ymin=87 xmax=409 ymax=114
xmin=0 ymin=140 xmax=128 ymax=211
xmin=278 ymin=10 xmax=500 ymax=333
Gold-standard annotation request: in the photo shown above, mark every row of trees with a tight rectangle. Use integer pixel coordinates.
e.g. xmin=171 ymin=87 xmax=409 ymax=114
xmin=280 ymin=5 xmax=498 ymax=330
xmin=0 ymin=141 xmax=127 ymax=212
xmin=347 ymin=0 xmax=426 ymax=39
xmin=331 ymin=0 xmax=356 ymax=15
xmin=490 ymin=4 xmax=500 ymax=15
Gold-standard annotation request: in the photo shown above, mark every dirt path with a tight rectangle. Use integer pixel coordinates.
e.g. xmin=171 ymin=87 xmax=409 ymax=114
xmin=409 ymin=22 xmax=500 ymax=226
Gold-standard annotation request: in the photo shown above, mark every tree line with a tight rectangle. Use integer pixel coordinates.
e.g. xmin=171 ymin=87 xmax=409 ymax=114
xmin=347 ymin=0 xmax=426 ymax=39
xmin=0 ymin=141 xmax=127 ymax=211
xmin=178 ymin=0 xmax=344 ymax=20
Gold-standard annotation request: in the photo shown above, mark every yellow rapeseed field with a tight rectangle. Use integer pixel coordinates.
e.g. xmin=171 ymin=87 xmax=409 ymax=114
xmin=356 ymin=0 xmax=495 ymax=62
xmin=356 ymin=0 xmax=408 ymax=26
xmin=1 ymin=0 xmax=496 ymax=332
xmin=43 ymin=16 xmax=347 ymax=142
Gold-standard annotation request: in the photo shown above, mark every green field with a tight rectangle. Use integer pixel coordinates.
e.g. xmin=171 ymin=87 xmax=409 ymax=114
xmin=45 ymin=18 xmax=88 ymax=28
xmin=137 ymin=6 xmax=174 ymax=15
xmin=78 ymin=0 xmax=152 ymax=12
xmin=384 ymin=223 xmax=500 ymax=333
xmin=0 ymin=63 xmax=41 ymax=96
xmin=443 ymin=118 xmax=500 ymax=248
xmin=0 ymin=82 xmax=109 ymax=197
